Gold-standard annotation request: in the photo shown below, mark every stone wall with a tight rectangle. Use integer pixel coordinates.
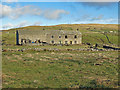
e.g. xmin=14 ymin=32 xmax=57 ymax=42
xmin=46 ymin=34 xmax=81 ymax=44
xmin=17 ymin=29 xmax=82 ymax=45
xmin=19 ymin=34 xmax=47 ymax=44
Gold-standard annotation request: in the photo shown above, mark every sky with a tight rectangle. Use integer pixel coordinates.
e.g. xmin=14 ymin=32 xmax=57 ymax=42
xmin=0 ymin=0 xmax=119 ymax=30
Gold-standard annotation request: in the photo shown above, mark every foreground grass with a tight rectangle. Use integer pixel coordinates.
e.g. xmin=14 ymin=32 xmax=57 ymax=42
xmin=2 ymin=50 xmax=118 ymax=88
xmin=2 ymin=44 xmax=88 ymax=50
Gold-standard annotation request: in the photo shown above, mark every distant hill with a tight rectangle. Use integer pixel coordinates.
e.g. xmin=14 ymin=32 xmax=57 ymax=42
xmin=2 ymin=24 xmax=118 ymax=46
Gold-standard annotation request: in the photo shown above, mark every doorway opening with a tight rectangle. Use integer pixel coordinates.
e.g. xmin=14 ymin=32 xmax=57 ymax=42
xmin=70 ymin=41 xmax=72 ymax=44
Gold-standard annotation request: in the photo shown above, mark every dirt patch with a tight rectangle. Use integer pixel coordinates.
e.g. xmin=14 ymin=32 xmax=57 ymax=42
xmin=9 ymin=60 xmax=17 ymax=62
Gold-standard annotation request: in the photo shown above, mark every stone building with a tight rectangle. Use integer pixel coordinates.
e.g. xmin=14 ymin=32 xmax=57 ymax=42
xmin=16 ymin=29 xmax=82 ymax=45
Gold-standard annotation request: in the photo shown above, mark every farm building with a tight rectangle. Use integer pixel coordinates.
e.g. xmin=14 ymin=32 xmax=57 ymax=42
xmin=16 ymin=29 xmax=82 ymax=45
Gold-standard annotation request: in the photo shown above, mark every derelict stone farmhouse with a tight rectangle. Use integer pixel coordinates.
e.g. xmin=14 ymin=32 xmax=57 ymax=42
xmin=16 ymin=29 xmax=82 ymax=45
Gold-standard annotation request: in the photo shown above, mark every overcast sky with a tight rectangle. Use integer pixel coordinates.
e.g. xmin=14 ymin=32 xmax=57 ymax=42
xmin=0 ymin=0 xmax=118 ymax=30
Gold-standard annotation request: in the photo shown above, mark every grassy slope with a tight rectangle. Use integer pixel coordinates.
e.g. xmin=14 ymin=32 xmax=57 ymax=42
xmin=2 ymin=50 xmax=118 ymax=88
xmin=2 ymin=24 xmax=119 ymax=88
xmin=2 ymin=24 xmax=118 ymax=46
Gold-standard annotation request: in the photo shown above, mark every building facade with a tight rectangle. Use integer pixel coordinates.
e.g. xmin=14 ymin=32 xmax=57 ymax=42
xmin=16 ymin=29 xmax=82 ymax=45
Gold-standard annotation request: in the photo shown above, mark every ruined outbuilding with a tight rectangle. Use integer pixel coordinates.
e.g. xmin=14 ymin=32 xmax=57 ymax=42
xmin=16 ymin=29 xmax=82 ymax=45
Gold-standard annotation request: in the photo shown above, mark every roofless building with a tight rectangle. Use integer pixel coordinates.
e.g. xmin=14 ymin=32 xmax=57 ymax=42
xmin=16 ymin=29 xmax=82 ymax=45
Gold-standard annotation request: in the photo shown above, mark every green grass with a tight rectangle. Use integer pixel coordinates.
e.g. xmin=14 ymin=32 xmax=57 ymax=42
xmin=2 ymin=30 xmax=16 ymax=45
xmin=2 ymin=50 xmax=118 ymax=88
xmin=1 ymin=24 xmax=119 ymax=88
xmin=2 ymin=24 xmax=118 ymax=46
xmin=2 ymin=44 xmax=88 ymax=50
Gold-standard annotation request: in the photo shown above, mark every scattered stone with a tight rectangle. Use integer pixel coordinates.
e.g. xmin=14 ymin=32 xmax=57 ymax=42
xmin=9 ymin=60 xmax=17 ymax=62
xmin=51 ymin=52 xmax=55 ymax=55
xmin=94 ymin=63 xmax=102 ymax=66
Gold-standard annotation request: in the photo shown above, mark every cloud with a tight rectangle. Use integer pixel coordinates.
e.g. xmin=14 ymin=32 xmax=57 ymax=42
xmin=16 ymin=20 xmax=28 ymax=27
xmin=10 ymin=5 xmax=42 ymax=19
xmin=0 ymin=4 xmax=12 ymax=18
xmin=4 ymin=0 xmax=18 ymax=2
xmin=73 ymin=18 xmax=117 ymax=24
xmin=75 ymin=14 xmax=91 ymax=22
xmin=73 ymin=13 xmax=116 ymax=24
xmin=91 ymin=18 xmax=118 ymax=24
xmin=90 ymin=15 xmax=104 ymax=21
xmin=75 ymin=15 xmax=104 ymax=22
xmin=0 ymin=4 xmax=69 ymax=20
xmin=43 ymin=9 xmax=69 ymax=19
xmin=1 ymin=20 xmax=43 ymax=30
xmin=2 ymin=23 xmax=14 ymax=29
xmin=2 ymin=20 xmax=28 ymax=30
xmin=74 ymin=14 xmax=117 ymax=24
xmin=32 ymin=21 xmax=41 ymax=26
xmin=102 ymin=18 xmax=118 ymax=23
xmin=81 ymin=2 xmax=115 ymax=9
xmin=2 ymin=0 xmax=18 ymax=4
xmin=68 ymin=2 xmax=117 ymax=11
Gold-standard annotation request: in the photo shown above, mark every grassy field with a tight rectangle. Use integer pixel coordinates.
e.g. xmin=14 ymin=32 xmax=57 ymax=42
xmin=1 ymin=24 xmax=119 ymax=88
xmin=2 ymin=50 xmax=118 ymax=88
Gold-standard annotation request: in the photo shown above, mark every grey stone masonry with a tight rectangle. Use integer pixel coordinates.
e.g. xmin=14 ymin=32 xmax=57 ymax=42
xmin=16 ymin=29 xmax=82 ymax=45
